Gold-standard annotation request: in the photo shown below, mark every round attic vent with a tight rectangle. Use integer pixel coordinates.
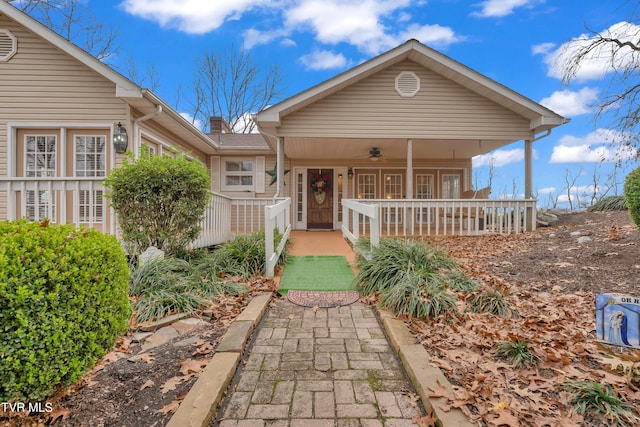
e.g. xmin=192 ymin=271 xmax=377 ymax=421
xmin=0 ymin=29 xmax=17 ymax=62
xmin=395 ymin=71 xmax=420 ymax=97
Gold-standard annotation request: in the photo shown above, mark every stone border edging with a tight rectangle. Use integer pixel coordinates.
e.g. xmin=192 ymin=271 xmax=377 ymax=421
xmin=376 ymin=307 xmax=475 ymax=427
xmin=165 ymin=293 xmax=272 ymax=427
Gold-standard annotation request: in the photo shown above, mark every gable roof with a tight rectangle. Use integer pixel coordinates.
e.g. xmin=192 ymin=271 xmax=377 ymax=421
xmin=0 ymin=1 xmax=220 ymax=154
xmin=256 ymin=39 xmax=567 ymax=135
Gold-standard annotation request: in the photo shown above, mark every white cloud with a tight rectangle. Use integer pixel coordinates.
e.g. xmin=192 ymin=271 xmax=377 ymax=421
xmin=299 ymin=50 xmax=348 ymax=70
xmin=539 ymin=87 xmax=598 ymax=117
xmin=180 ymin=111 xmax=204 ymax=131
xmin=473 ymin=148 xmax=536 ymax=167
xmin=119 ymin=0 xmax=270 ymax=34
xmin=472 ymin=0 xmax=537 ymax=18
xmin=120 ymin=0 xmax=463 ymax=55
xmin=537 ymin=186 xmax=556 ymax=194
xmin=536 ymin=21 xmax=640 ymax=81
xmin=549 ymin=128 xmax=634 ymax=163
xmin=531 ymin=42 xmax=555 ymax=56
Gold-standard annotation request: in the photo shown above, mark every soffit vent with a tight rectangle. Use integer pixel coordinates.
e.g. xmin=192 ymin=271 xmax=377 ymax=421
xmin=0 ymin=29 xmax=17 ymax=62
xmin=395 ymin=71 xmax=420 ymax=97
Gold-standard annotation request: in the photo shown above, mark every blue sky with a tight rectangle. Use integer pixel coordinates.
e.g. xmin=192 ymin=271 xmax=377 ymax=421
xmin=87 ymin=0 xmax=638 ymax=208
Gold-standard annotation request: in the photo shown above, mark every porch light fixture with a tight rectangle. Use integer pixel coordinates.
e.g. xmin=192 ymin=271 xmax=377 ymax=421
xmin=348 ymin=168 xmax=353 ymax=179
xmin=113 ymin=122 xmax=128 ymax=154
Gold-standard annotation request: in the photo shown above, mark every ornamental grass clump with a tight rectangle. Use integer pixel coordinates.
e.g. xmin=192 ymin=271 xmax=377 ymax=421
xmin=355 ymin=238 xmax=461 ymax=319
xmin=466 ymin=288 xmax=519 ymax=318
xmin=211 ymin=230 xmax=288 ymax=279
xmin=563 ymin=380 xmax=637 ymax=427
xmin=0 ymin=220 xmax=130 ymax=401
xmin=494 ymin=338 xmax=541 ymax=368
xmin=130 ymin=254 xmax=245 ymax=323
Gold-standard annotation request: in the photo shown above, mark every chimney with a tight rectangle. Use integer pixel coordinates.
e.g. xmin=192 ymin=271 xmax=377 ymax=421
xmin=210 ymin=116 xmax=223 ymax=134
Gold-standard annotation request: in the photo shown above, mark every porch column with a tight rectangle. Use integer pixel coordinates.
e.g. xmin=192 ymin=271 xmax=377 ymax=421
xmin=524 ymin=139 xmax=533 ymax=199
xmin=406 ymin=139 xmax=413 ymax=199
xmin=524 ymin=139 xmax=534 ymax=231
xmin=276 ymin=137 xmax=284 ymax=197
xmin=406 ymin=139 xmax=414 ymax=234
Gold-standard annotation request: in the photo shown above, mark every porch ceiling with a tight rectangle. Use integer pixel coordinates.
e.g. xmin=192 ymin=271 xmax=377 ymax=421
xmin=283 ymin=137 xmax=508 ymax=161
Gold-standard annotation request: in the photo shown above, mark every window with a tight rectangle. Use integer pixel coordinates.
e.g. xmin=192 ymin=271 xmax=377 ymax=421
xmin=75 ymin=135 xmax=106 ymax=222
xmin=442 ymin=174 xmax=460 ymax=199
xmin=25 ymin=135 xmax=56 ymax=177
xmin=416 ymin=174 xmax=434 ymax=224
xmin=25 ymin=135 xmax=56 ymax=221
xmin=357 ymin=174 xmax=376 ymax=199
xmin=223 ymin=159 xmax=254 ymax=191
xmin=383 ymin=174 xmax=402 ymax=223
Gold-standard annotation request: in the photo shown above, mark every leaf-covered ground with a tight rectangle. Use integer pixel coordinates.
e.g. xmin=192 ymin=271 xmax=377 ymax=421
xmin=410 ymin=211 xmax=640 ymax=426
xmin=2 ymin=211 xmax=638 ymax=427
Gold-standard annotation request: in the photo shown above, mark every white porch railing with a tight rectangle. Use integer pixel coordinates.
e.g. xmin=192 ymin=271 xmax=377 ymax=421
xmin=265 ymin=198 xmax=292 ymax=278
xmin=0 ymin=177 xmax=110 ymax=232
xmin=342 ymin=198 xmax=537 ymax=245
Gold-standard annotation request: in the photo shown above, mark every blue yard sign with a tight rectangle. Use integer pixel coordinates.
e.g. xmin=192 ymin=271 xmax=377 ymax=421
xmin=596 ymin=294 xmax=640 ymax=349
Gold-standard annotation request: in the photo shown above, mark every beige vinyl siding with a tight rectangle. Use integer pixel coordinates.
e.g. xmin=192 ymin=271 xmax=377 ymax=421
xmin=0 ymin=16 xmax=127 ymax=123
xmin=279 ymin=60 xmax=531 ymax=140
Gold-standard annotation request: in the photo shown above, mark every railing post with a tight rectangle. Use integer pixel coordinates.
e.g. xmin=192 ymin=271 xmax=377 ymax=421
xmin=265 ymin=204 xmax=275 ymax=278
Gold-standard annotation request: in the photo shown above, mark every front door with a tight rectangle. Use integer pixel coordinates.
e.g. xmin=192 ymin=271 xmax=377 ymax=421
xmin=307 ymin=169 xmax=333 ymax=229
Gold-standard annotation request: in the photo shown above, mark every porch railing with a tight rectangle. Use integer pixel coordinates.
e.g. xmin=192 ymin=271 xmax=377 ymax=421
xmin=0 ymin=177 xmax=110 ymax=232
xmin=265 ymin=198 xmax=292 ymax=278
xmin=342 ymin=198 xmax=537 ymax=245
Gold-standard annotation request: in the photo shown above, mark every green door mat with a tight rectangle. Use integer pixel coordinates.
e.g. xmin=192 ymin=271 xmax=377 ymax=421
xmin=278 ymin=256 xmax=357 ymax=295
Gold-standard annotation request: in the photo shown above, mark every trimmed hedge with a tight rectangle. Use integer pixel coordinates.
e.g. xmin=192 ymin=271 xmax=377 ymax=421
xmin=625 ymin=167 xmax=640 ymax=229
xmin=0 ymin=220 xmax=131 ymax=401
xmin=104 ymin=152 xmax=211 ymax=255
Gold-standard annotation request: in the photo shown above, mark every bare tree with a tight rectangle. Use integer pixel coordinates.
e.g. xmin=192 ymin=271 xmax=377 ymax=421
xmin=563 ymin=167 xmax=582 ymax=210
xmin=7 ymin=0 xmax=119 ymax=61
xmin=191 ymin=44 xmax=284 ymax=133
xmin=124 ymin=57 xmax=161 ymax=92
xmin=559 ymin=3 xmax=640 ymax=160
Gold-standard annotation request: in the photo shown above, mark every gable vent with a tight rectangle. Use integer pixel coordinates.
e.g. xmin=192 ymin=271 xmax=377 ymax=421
xmin=395 ymin=71 xmax=420 ymax=97
xmin=0 ymin=29 xmax=17 ymax=62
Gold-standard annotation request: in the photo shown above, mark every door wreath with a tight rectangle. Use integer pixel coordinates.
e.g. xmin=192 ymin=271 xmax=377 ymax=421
xmin=311 ymin=172 xmax=330 ymax=205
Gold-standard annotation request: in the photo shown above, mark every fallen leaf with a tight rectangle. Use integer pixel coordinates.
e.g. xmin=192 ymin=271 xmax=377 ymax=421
xmin=161 ymin=376 xmax=187 ymax=394
xmin=287 ymin=314 xmax=295 ymax=320
xmin=49 ymin=408 xmax=71 ymax=424
xmin=140 ymin=379 xmax=155 ymax=391
xmin=311 ymin=305 xmax=319 ymax=312
xmin=136 ymin=353 xmax=155 ymax=364
xmin=158 ymin=400 xmax=180 ymax=414
xmin=428 ymin=380 xmax=450 ymax=398
xmin=179 ymin=358 xmax=208 ymax=376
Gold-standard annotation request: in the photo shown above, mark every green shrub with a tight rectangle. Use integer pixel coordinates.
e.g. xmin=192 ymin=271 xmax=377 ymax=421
xmin=563 ymin=380 xmax=637 ymax=426
xmin=624 ymin=167 xmax=640 ymax=229
xmin=0 ymin=220 xmax=130 ymax=401
xmin=104 ymin=151 xmax=211 ymax=255
xmin=130 ymin=255 xmax=246 ymax=323
xmin=588 ymin=195 xmax=627 ymax=212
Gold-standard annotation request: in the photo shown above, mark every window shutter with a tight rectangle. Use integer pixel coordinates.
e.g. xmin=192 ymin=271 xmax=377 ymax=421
xmin=255 ymin=156 xmax=265 ymax=193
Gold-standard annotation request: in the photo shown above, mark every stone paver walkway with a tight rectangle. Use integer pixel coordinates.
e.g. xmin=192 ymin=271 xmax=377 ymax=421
xmin=216 ymin=299 xmax=423 ymax=426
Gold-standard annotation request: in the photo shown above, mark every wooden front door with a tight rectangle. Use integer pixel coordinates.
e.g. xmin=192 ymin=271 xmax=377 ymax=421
xmin=307 ymin=169 xmax=333 ymax=229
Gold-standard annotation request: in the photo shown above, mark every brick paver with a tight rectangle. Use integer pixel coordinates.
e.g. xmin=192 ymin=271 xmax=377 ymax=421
xmin=215 ymin=300 xmax=422 ymax=426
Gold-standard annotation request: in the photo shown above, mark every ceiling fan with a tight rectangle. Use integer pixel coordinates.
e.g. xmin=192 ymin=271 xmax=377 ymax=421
xmin=369 ymin=147 xmax=381 ymax=161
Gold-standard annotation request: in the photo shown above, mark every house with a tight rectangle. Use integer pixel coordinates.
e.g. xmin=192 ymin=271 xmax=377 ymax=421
xmin=0 ymin=2 xmax=567 ymax=275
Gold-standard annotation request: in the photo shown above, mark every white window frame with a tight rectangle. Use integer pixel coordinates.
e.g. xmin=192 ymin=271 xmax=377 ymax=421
xmin=74 ymin=135 xmax=106 ymax=222
xmin=222 ymin=158 xmax=255 ymax=192
xmin=416 ymin=174 xmax=435 ymax=224
xmin=24 ymin=135 xmax=57 ymax=222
